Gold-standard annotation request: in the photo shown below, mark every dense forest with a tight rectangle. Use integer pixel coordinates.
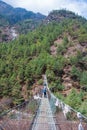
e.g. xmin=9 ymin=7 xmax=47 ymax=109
xmin=0 ymin=10 xmax=87 ymax=116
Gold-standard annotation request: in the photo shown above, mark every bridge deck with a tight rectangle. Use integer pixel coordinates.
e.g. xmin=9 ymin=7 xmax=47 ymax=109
xmin=31 ymin=97 xmax=57 ymax=130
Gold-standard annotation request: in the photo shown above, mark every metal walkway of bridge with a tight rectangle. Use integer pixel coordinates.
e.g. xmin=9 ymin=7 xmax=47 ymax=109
xmin=31 ymin=96 xmax=57 ymax=130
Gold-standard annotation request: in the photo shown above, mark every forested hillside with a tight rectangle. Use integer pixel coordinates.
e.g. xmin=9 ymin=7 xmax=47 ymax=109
xmin=0 ymin=0 xmax=45 ymax=42
xmin=0 ymin=0 xmax=45 ymax=25
xmin=0 ymin=10 xmax=87 ymax=116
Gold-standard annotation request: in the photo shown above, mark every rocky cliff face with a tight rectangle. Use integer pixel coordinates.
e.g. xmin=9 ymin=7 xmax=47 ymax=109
xmin=0 ymin=26 xmax=18 ymax=42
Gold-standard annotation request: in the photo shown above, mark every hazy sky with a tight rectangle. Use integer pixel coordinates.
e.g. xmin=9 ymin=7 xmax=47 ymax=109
xmin=2 ymin=0 xmax=87 ymax=18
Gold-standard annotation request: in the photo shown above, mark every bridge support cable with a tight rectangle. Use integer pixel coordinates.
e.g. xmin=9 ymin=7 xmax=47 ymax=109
xmin=43 ymin=75 xmax=87 ymax=130
xmin=0 ymin=98 xmax=40 ymax=130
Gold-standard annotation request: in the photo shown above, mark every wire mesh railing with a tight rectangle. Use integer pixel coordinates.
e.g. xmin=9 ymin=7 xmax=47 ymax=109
xmin=44 ymin=75 xmax=87 ymax=130
xmin=31 ymin=96 xmax=57 ymax=130
xmin=50 ymin=93 xmax=87 ymax=130
xmin=0 ymin=97 xmax=41 ymax=130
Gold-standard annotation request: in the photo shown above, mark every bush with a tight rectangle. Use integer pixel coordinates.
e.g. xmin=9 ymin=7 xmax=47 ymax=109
xmin=57 ymin=44 xmax=66 ymax=54
xmin=79 ymin=101 xmax=87 ymax=116
xmin=71 ymin=66 xmax=81 ymax=80
xmin=65 ymin=88 xmax=82 ymax=109
xmin=78 ymin=34 xmax=87 ymax=43
xmin=38 ymin=79 xmax=43 ymax=85
xmin=57 ymin=84 xmax=64 ymax=91
xmin=80 ymin=71 xmax=87 ymax=86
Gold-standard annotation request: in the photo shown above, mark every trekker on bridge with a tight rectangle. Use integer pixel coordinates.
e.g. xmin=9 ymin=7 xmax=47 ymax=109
xmin=43 ymin=87 xmax=47 ymax=98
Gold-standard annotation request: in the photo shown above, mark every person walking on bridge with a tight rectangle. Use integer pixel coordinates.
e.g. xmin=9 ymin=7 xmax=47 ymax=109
xmin=43 ymin=86 xmax=47 ymax=98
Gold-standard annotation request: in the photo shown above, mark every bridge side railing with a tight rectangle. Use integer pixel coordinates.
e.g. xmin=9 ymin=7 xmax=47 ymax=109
xmin=0 ymin=97 xmax=40 ymax=130
xmin=44 ymin=75 xmax=87 ymax=130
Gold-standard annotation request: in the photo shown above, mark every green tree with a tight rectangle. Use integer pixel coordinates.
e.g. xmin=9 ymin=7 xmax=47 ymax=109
xmin=65 ymin=89 xmax=81 ymax=109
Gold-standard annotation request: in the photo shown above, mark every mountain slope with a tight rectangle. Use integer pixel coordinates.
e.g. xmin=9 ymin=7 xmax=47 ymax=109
xmin=0 ymin=14 xmax=9 ymax=26
xmin=0 ymin=0 xmax=45 ymax=25
xmin=45 ymin=10 xmax=86 ymax=24
xmin=0 ymin=10 xmax=87 ymax=116
xmin=0 ymin=0 xmax=46 ymax=42
xmin=0 ymin=0 xmax=13 ymax=14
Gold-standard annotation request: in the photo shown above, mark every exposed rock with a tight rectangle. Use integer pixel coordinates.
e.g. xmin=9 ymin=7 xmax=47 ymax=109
xmin=21 ymin=84 xmax=28 ymax=101
xmin=72 ymin=82 xmax=80 ymax=89
xmin=64 ymin=46 xmax=77 ymax=58
xmin=61 ymin=89 xmax=72 ymax=96
xmin=62 ymin=82 xmax=72 ymax=90
xmin=31 ymin=83 xmax=43 ymax=97
xmin=62 ymin=77 xmax=71 ymax=82
xmin=50 ymin=45 xmax=57 ymax=55
xmin=63 ymin=65 xmax=72 ymax=74
xmin=54 ymin=38 xmax=63 ymax=45
xmin=80 ymin=42 xmax=87 ymax=47
xmin=50 ymin=38 xmax=63 ymax=56
xmin=65 ymin=42 xmax=87 ymax=58
xmin=0 ymin=26 xmax=18 ymax=42
xmin=10 ymin=27 xmax=18 ymax=40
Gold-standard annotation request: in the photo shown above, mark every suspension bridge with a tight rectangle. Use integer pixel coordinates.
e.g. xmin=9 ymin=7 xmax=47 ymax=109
xmin=0 ymin=75 xmax=87 ymax=130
